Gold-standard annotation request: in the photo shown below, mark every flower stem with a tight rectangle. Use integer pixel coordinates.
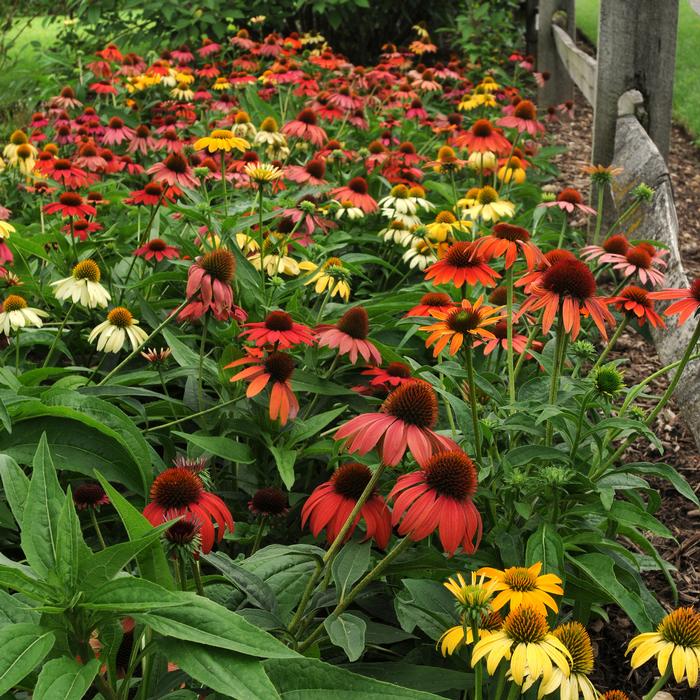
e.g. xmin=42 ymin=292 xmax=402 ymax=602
xmin=90 ymin=509 xmax=107 ymax=550
xmin=14 ymin=328 xmax=20 ymax=372
xmin=591 ymin=316 xmax=628 ymax=371
xmin=592 ymin=182 xmax=606 ymax=245
xmin=470 ymin=618 xmax=483 ymax=700
xmin=642 ymin=666 xmax=672 ymax=700
xmin=197 ymin=315 xmax=209 ymax=411
xmin=492 ymin=662 xmax=507 ymax=700
xmin=556 ymin=216 xmax=567 ymax=249
xmin=545 ymin=314 xmax=566 ymax=446
xmin=505 ymin=266 xmax=516 ymax=405
xmin=143 ymin=396 xmax=239 ymax=432
xmin=177 ymin=556 xmax=188 ymax=591
xmin=464 ymin=341 xmax=482 ymax=462
xmin=220 ymin=153 xmax=228 ymax=215
xmin=97 ymin=299 xmax=189 ymax=385
xmin=504 ymin=681 xmax=521 ymax=700
xmin=257 ymin=186 xmax=267 ymax=307
xmin=192 ymin=557 xmax=205 ymax=595
xmin=251 ymin=516 xmax=267 ymax=555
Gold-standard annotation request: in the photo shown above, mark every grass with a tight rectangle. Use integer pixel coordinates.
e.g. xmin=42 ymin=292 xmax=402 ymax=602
xmin=575 ymin=0 xmax=700 ymax=142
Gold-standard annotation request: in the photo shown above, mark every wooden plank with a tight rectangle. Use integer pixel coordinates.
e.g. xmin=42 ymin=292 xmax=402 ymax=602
xmin=537 ymin=0 xmax=575 ymax=106
xmin=552 ymin=24 xmax=596 ymax=107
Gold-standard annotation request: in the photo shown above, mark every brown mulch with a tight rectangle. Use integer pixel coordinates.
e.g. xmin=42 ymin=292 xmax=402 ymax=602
xmin=548 ymin=91 xmax=700 ymax=698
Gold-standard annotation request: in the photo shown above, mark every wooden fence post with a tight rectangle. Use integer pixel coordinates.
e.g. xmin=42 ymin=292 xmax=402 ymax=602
xmin=536 ymin=0 xmax=575 ymax=107
xmin=592 ymin=0 xmax=679 ymax=166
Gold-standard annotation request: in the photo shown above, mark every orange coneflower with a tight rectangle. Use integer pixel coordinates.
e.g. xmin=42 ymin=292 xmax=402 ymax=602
xmin=424 ymin=241 xmax=501 ymax=289
xmin=43 ymin=192 xmax=96 ymax=218
xmin=406 ymin=292 xmax=455 ymax=317
xmin=453 ymin=119 xmax=511 ymax=155
xmin=649 ymin=278 xmax=700 ymax=325
xmin=471 ymin=223 xmax=543 ymax=270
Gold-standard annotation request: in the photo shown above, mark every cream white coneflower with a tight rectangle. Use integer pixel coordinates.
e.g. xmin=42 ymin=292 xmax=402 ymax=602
xmin=88 ymin=306 xmax=148 ymax=353
xmin=0 ymin=295 xmax=48 ymax=335
xmin=51 ymin=259 xmax=111 ymax=309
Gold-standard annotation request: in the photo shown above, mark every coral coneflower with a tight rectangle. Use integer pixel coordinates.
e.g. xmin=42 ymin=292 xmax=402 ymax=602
xmin=406 ymin=292 xmax=455 ymax=317
xmin=180 ymin=248 xmax=237 ymax=321
xmin=649 ymin=278 xmax=700 ymax=325
xmin=497 ymin=99 xmax=544 ymax=135
xmin=133 ymin=238 xmax=180 ymax=262
xmin=614 ymin=285 xmax=665 ymax=328
xmin=281 ymin=108 xmax=327 ymax=147
xmin=44 ymin=192 xmax=96 ymax=218
xmin=316 ymin=306 xmax=381 ymax=365
xmin=226 ymin=348 xmax=299 ymax=425
xmin=425 ymin=241 xmax=501 ymax=288
xmin=240 ymin=310 xmax=315 ymax=349
xmin=148 ymin=153 xmax=200 ymax=189
xmin=73 ymin=482 xmax=110 ymax=511
xmin=471 ymin=223 xmax=543 ymax=270
xmin=540 ymin=188 xmax=596 ymax=215
xmin=361 ymin=362 xmax=414 ymax=390
xmin=144 ymin=467 xmax=234 ymax=554
xmin=330 ymin=176 xmax=377 ymax=213
xmin=102 ymin=116 xmax=135 ymax=145
xmin=301 ymin=462 xmax=392 ymax=549
xmin=389 ymin=449 xmax=482 ymax=556
xmin=454 ymin=118 xmax=511 ymax=154
xmin=334 ymin=380 xmax=458 ymax=466
xmin=581 ymin=233 xmax=630 ymax=262
xmin=519 ymin=258 xmax=615 ymax=339
xmin=248 ymin=487 xmax=289 ymax=518
xmin=420 ymin=296 xmax=503 ymax=356
xmin=285 ymin=158 xmax=327 ymax=186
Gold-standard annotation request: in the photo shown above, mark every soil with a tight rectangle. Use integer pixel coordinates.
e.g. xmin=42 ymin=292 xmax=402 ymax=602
xmin=548 ymin=89 xmax=700 ymax=699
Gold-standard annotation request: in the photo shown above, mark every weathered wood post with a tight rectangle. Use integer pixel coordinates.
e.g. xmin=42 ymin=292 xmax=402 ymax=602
xmin=536 ymin=0 xmax=576 ymax=107
xmin=592 ymin=0 xmax=679 ymax=166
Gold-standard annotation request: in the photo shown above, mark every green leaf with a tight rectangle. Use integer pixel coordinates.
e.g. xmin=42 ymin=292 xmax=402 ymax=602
xmin=324 ymin=613 xmax=366 ymax=662
xmin=202 ymin=552 xmax=277 ymax=612
xmin=288 ymin=406 xmax=345 ymax=445
xmin=172 ymin=431 xmax=254 ymax=463
xmin=348 ymin=662 xmax=471 ymax=693
xmin=263 ymin=658 xmax=444 ymax=699
xmin=620 ymin=462 xmax=699 ymax=506
xmin=331 ymin=541 xmax=370 ymax=602
xmin=20 ymin=434 xmax=65 ymax=576
xmin=525 ymin=524 xmax=565 ymax=579
xmin=0 ymin=623 xmax=56 ymax=695
xmin=268 ymin=446 xmax=298 ymax=490
xmin=0 ymin=590 xmax=39 ymax=625
xmin=0 ymin=454 xmax=29 ymax=524
xmin=567 ymin=553 xmax=655 ymax=630
xmin=81 ymin=577 xmax=180 ymax=611
xmin=54 ymin=488 xmax=85 ymax=592
xmin=608 ymin=501 xmax=672 ymax=538
xmin=157 ymin=639 xmax=280 ymax=699
xmin=94 ymin=472 xmax=175 ymax=591
xmin=134 ymin=594 xmax=298 ymax=658
xmin=0 ymin=563 xmax=55 ymax=602
xmin=33 ymin=657 xmax=100 ymax=699
xmin=505 ymin=445 xmax=570 ymax=466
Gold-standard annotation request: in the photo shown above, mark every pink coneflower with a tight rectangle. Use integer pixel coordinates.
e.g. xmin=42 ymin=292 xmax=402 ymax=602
xmin=581 ymin=234 xmax=630 ymax=262
xmin=316 ymin=306 xmax=382 ymax=365
xmin=471 ymin=223 xmax=543 ymax=270
xmin=285 ymin=158 xmax=327 ymax=186
xmin=102 ymin=116 xmax=135 ymax=145
xmin=334 ymin=380 xmax=459 ymax=466
xmin=240 ymin=311 xmax=315 ymax=350
xmin=148 ymin=153 xmax=200 ymax=189
xmin=74 ymin=143 xmax=107 ymax=172
xmin=614 ymin=286 xmax=665 ymax=328
xmin=128 ymin=124 xmax=158 ymax=155
xmin=180 ymin=248 xmax=237 ymax=321
xmin=389 ymin=449 xmax=481 ymax=556
xmin=497 ymin=100 xmax=544 ymax=135
xmin=51 ymin=86 xmax=83 ymax=110
xmin=648 ymin=278 xmax=700 ymax=325
xmin=198 ymin=38 xmax=222 ymax=58
xmin=281 ymin=109 xmax=327 ymax=147
xmin=604 ymin=244 xmax=666 ymax=287
xmin=301 ymin=462 xmax=392 ymax=549
xmin=134 ymin=238 xmax=180 ymax=262
xmin=540 ymin=188 xmax=596 ymax=215
xmin=406 ymin=292 xmax=455 ymax=317
xmin=330 ymin=177 xmax=377 ymax=213
xmin=44 ymin=192 xmax=96 ymax=218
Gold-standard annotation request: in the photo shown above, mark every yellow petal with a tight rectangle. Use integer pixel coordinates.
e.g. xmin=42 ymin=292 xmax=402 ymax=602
xmin=684 ymin=647 xmax=698 ymax=687
xmin=672 ymin=645 xmax=686 ymax=682
xmin=510 ymin=643 xmax=528 ymax=685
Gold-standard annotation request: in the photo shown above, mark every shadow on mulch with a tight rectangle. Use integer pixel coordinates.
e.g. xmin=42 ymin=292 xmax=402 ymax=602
xmin=548 ymin=90 xmax=700 ymax=699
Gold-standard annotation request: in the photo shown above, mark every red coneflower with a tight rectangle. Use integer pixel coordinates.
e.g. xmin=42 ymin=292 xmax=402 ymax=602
xmin=497 ymin=100 xmax=544 ymax=135
xmin=226 ymin=348 xmax=299 ymax=425
xmin=240 ymin=310 xmax=315 ymax=350
xmin=406 ymin=292 xmax=455 ymax=317
xmin=125 ymin=182 xmax=178 ymax=207
xmin=44 ymin=192 xmax=97 ymax=218
xmin=45 ymin=158 xmax=91 ymax=189
xmin=102 ymin=116 xmax=135 ymax=145
xmin=63 ymin=218 xmax=102 ymax=241
xmin=301 ymin=462 xmax=392 ymax=549
xmin=614 ymin=286 xmax=665 ymax=328
xmin=330 ymin=177 xmax=378 ymax=213
xmin=281 ymin=108 xmax=327 ymax=147
xmin=316 ymin=306 xmax=382 ymax=364
xmin=180 ymin=248 xmax=238 ymax=322
xmin=601 ymin=244 xmax=666 ymax=287
xmin=361 ymin=362 xmax=414 ymax=389
xmin=73 ymin=482 xmax=110 ymax=510
xmin=334 ymin=380 xmax=458 ymax=466
xmin=649 ymin=278 xmax=700 ymax=325
xmin=540 ymin=188 xmax=596 ymax=215
xmin=425 ymin=241 xmax=501 ymax=288
xmin=453 ymin=119 xmax=511 ymax=154
xmin=471 ymin=223 xmax=543 ymax=270
xmin=248 ymin=487 xmax=289 ymax=517
xmin=148 ymin=153 xmax=200 ymax=189
xmin=143 ymin=467 xmax=234 ymax=553
xmin=520 ymin=258 xmax=615 ymax=339
xmin=581 ymin=234 xmax=630 ymax=262
xmin=134 ymin=238 xmax=180 ymax=262
xmin=285 ymin=158 xmax=327 ymax=186
xmin=515 ymin=248 xmax=577 ymax=293
xmin=388 ymin=449 xmax=482 ymax=556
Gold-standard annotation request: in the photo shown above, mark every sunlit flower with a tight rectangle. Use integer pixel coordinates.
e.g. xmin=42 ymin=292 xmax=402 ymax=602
xmin=194 ymin=129 xmax=249 ymax=153
xmin=627 ymin=607 xmax=700 ymax=687
xmin=301 ymin=462 xmax=392 ymax=549
xmin=471 ymin=223 xmax=543 ymax=269
xmin=88 ymin=307 xmax=148 ymax=353
xmin=0 ymin=294 xmax=48 ymax=335
xmin=425 ymin=241 xmax=500 ymax=288
xmin=316 ymin=306 xmax=381 ymax=364
xmin=51 ymin=259 xmax=111 ymax=308
xmin=299 ymin=257 xmax=351 ymax=301
xmin=465 ymin=186 xmax=515 ymax=222
xmin=477 ymin=562 xmax=563 ymax=616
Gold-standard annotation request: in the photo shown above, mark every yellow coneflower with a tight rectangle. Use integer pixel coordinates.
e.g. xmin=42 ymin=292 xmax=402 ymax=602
xmin=465 ymin=186 xmax=515 ymax=222
xmin=439 ymin=610 xmax=502 ymax=656
xmin=0 ymin=294 xmax=48 ymax=335
xmin=253 ymin=117 xmax=287 ymax=150
xmin=299 ymin=257 xmax=351 ymax=302
xmin=425 ymin=210 xmax=471 ymax=243
xmin=429 ymin=145 xmax=466 ymax=174
xmin=231 ymin=111 xmax=257 ymax=139
xmin=498 ymin=156 xmax=527 ymax=184
xmin=479 ymin=76 xmax=501 ymax=92
xmin=3 ymin=130 xmax=36 ymax=162
xmin=334 ymin=200 xmax=365 ymax=221
xmin=243 ymin=162 xmax=283 ymax=184
xmin=51 ymin=259 xmax=111 ymax=309
xmin=235 ymin=233 xmax=260 ymax=255
xmin=193 ymin=129 xmax=249 ymax=153
xmin=170 ymin=82 xmax=194 ymax=100
xmin=459 ymin=87 xmax=498 ymax=112
xmin=477 ymin=562 xmax=563 ymax=616
xmin=249 ymin=237 xmax=300 ymax=277
xmin=472 ymin=606 xmax=571 ymax=688
xmin=89 ymin=306 xmax=148 ymax=353
xmin=539 ymin=622 xmax=598 ymax=700
xmin=211 ymin=76 xmax=231 ymax=91
xmin=627 ymin=607 xmax=700 ymax=687
xmin=467 ymin=150 xmax=497 ymax=173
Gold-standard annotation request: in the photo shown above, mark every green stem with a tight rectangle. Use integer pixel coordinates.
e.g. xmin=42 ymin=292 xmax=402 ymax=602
xmin=97 ymin=299 xmax=189 ymax=386
xmin=642 ymin=666 xmax=672 ymax=700
xmin=512 ymin=311 xmax=542 ymax=382
xmin=592 ymin=182 xmax=605 ymax=245
xmin=287 ymin=560 xmax=322 ymax=636
xmin=504 ymin=680 xmax=521 ymax=700
xmin=569 ymin=390 xmax=594 ymax=461
xmin=464 ymin=341 xmax=482 ymax=462
xmin=556 ymin=216 xmax=568 ymax=249
xmin=470 ymin=618 xmax=483 ymax=700
xmin=14 ymin=327 xmax=20 ymax=372
xmin=197 ymin=315 xmax=209 ymax=411
xmin=505 ymin=266 xmax=516 ymax=405
xmin=192 ymin=557 xmax=205 ymax=595
xmin=545 ymin=314 xmax=566 ymax=447
xmin=297 ymin=536 xmax=413 ymax=653
xmin=492 ymin=662 xmax=507 ymax=700
xmin=251 ymin=516 xmax=267 ymax=555
xmin=220 ymin=153 xmax=228 ymax=216
xmin=177 ymin=556 xmax=188 ymax=591
xmin=257 ymin=186 xmax=267 ymax=307
xmin=591 ymin=316 xmax=628 ymax=371
xmin=143 ymin=396 xmax=239 ymax=432
xmin=90 ymin=509 xmax=107 ymax=550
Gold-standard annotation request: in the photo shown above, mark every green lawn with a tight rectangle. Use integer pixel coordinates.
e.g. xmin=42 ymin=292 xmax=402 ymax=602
xmin=575 ymin=0 xmax=700 ymax=142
